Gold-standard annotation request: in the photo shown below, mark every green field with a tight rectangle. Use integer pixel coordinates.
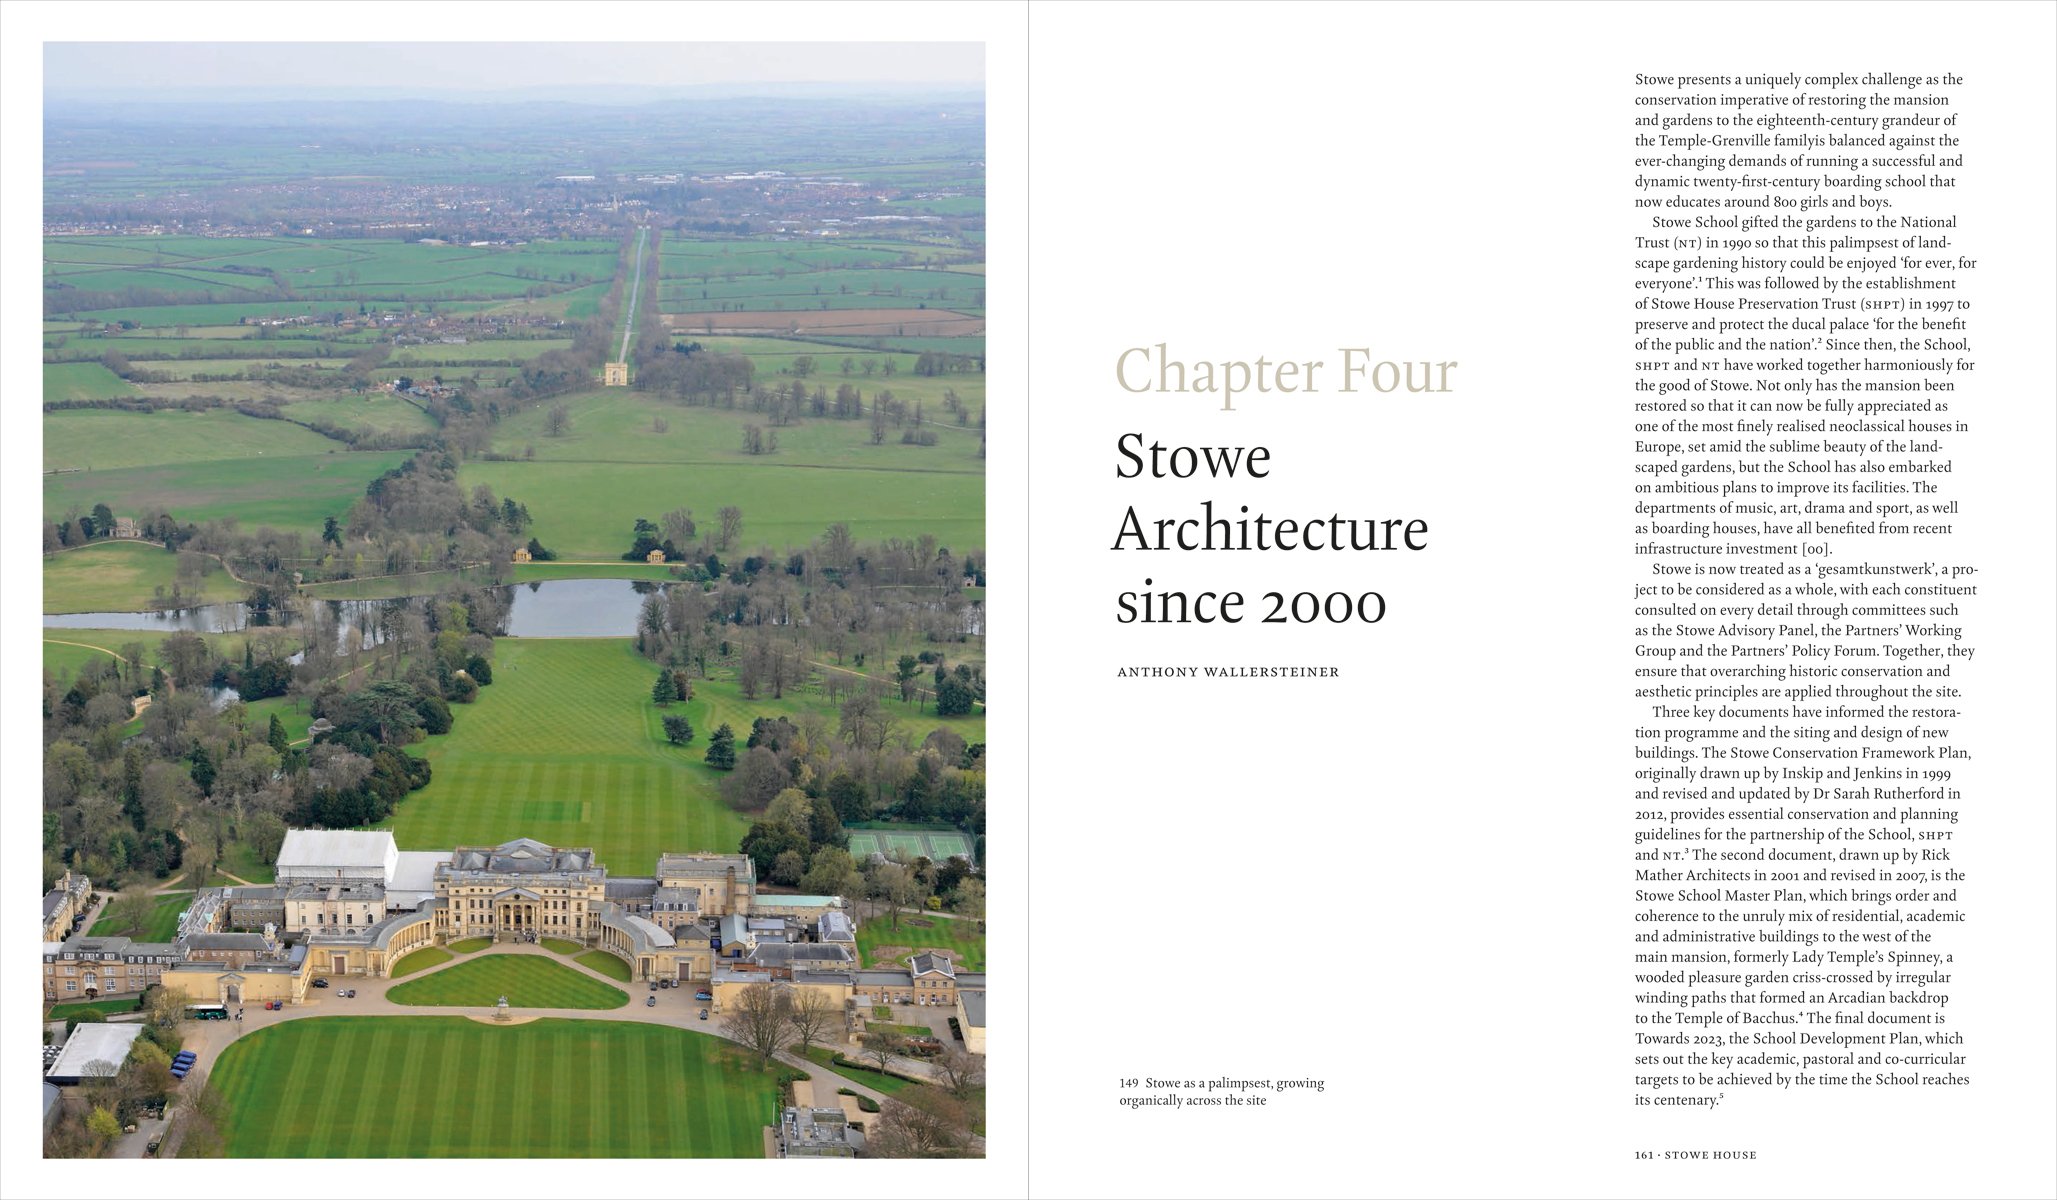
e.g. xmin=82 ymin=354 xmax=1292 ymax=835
xmin=462 ymin=458 xmax=983 ymax=559
xmin=45 ymin=407 xmax=347 ymax=473
xmin=488 ymin=386 xmax=983 ymax=471
xmin=45 ymin=236 xmax=619 ymax=316
xmin=386 ymin=954 xmax=627 ymax=1009
xmin=209 ymin=1017 xmax=783 ymax=1157
xmin=855 ymin=914 xmax=985 ymax=971
xmin=44 ymin=450 xmax=410 ymax=542
xmin=43 ymin=540 xmax=243 ymax=613
xmin=44 ymin=361 xmax=136 ymax=401
xmin=575 ymin=950 xmax=633 ymax=982
xmin=275 ymin=393 xmax=439 ymax=438
xmin=447 ymin=937 xmax=493 ymax=954
xmin=89 ymin=890 xmax=194 ymax=942
xmin=377 ymin=639 xmax=749 ymax=872
xmin=541 ymin=938 xmax=583 ymax=956
xmin=388 ymin=947 xmax=454 ymax=978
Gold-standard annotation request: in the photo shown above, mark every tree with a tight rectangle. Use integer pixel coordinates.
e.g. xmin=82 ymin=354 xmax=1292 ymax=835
xmin=545 ymin=403 xmax=571 ymax=436
xmin=662 ymin=714 xmax=695 ymax=745
xmin=342 ymin=680 xmax=426 ymax=745
xmin=717 ymin=505 xmax=743 ymax=552
xmin=953 ymin=878 xmax=987 ymax=930
xmin=934 ymin=673 xmax=976 ymax=717
xmin=245 ymin=811 xmax=288 ymax=865
xmin=765 ymin=788 xmax=814 ymax=838
xmin=896 ymin=654 xmax=922 ymax=704
xmin=651 ymin=670 xmax=678 ymax=706
xmin=870 ymin=862 xmax=924 ymax=930
xmin=143 ymin=983 xmax=187 ymax=1031
xmin=932 ymin=1046 xmax=987 ymax=1099
xmin=267 ymin=713 xmax=289 ymax=754
xmin=867 ymin=1086 xmax=978 ymax=1158
xmin=801 ymin=847 xmax=863 ymax=901
xmin=703 ymin=723 xmax=737 ymax=770
xmin=722 ymin=981 xmax=793 ymax=1067
xmin=86 ymin=1106 xmax=122 ymax=1145
xmin=862 ymin=1029 xmax=907 ymax=1076
xmin=771 ymin=849 xmax=805 ymax=886
xmin=660 ymin=507 xmax=697 ymax=550
xmin=723 ymin=746 xmax=789 ymax=811
xmin=173 ymin=1074 xmax=230 ymax=1158
xmin=321 ymin=516 xmax=344 ymax=548
xmin=837 ymin=689 xmax=886 ymax=750
xmin=787 ymin=987 xmax=840 ymax=1057
xmin=104 ymin=885 xmax=155 ymax=938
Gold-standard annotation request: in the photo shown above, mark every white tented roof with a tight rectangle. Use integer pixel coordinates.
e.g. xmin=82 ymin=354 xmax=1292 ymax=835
xmin=388 ymin=850 xmax=451 ymax=905
xmin=46 ymin=1023 xmax=143 ymax=1081
xmin=624 ymin=915 xmax=675 ymax=948
xmin=276 ymin=830 xmax=400 ymax=880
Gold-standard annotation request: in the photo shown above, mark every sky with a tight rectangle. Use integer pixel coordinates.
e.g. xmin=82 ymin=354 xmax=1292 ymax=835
xmin=45 ymin=42 xmax=983 ymax=97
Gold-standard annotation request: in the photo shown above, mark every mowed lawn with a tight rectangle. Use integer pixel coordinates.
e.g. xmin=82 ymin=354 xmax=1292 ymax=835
xmin=377 ymin=639 xmax=749 ymax=871
xmin=44 ymin=540 xmax=243 ymax=613
xmin=385 ymin=954 xmax=627 ymax=1009
xmin=856 ymin=914 xmax=986 ymax=971
xmin=209 ymin=1017 xmax=782 ymax=1157
xmin=90 ymin=891 xmax=194 ymax=942
xmin=387 ymin=947 xmax=453 ymax=978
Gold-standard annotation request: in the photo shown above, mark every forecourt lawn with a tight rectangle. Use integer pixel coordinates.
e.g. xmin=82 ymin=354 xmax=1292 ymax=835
xmin=208 ymin=1016 xmax=783 ymax=1157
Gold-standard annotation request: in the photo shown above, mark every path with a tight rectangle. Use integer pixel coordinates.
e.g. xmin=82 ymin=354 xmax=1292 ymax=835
xmin=615 ymin=227 xmax=647 ymax=364
xmin=111 ymin=1112 xmax=169 ymax=1158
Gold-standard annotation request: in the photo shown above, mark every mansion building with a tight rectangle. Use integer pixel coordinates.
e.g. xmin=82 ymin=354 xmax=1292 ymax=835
xmin=50 ymin=831 xmax=985 ymax=1055
xmin=118 ymin=833 xmax=791 ymax=1006
xmin=45 ymin=829 xmax=988 ymax=1059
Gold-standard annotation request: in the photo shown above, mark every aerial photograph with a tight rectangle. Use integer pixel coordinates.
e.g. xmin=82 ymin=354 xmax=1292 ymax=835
xmin=37 ymin=41 xmax=987 ymax=1160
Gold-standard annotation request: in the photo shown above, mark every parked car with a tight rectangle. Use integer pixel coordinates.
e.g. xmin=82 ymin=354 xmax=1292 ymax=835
xmin=312 ymin=978 xmax=329 ymax=988
xmin=646 ymin=995 xmax=657 ymax=1007
xmin=649 ymin=980 xmax=658 ymax=991
xmin=694 ymin=990 xmax=713 ymax=1001
xmin=699 ymin=1009 xmax=709 ymax=1021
